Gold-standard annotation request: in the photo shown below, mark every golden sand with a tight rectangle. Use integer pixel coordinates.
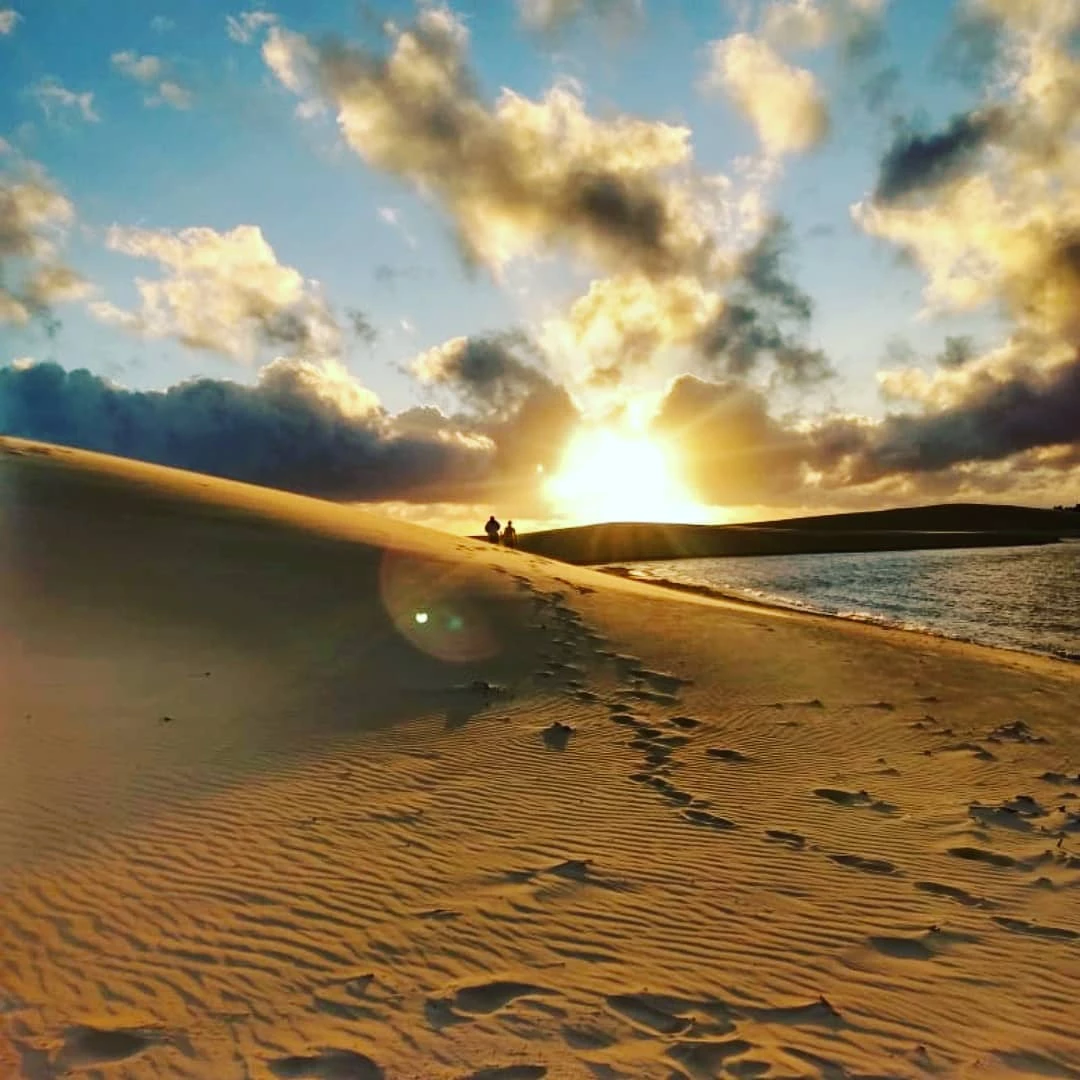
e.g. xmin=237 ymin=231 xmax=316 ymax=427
xmin=2 ymin=438 xmax=1078 ymax=1078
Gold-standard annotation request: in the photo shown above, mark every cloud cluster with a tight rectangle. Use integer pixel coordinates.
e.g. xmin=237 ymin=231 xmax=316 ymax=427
xmin=516 ymin=0 xmax=643 ymax=35
xmin=0 ymin=8 xmax=20 ymax=35
xmin=702 ymin=33 xmax=829 ymax=156
xmin=0 ymin=359 xmax=498 ymax=502
xmin=90 ymin=224 xmax=341 ymax=362
xmin=111 ymin=50 xmax=193 ymax=109
xmin=0 ymin=169 xmax=88 ymax=326
xmin=262 ymin=7 xmax=721 ymax=284
xmin=760 ymin=0 xmax=887 ymax=56
xmin=31 ymin=78 xmax=99 ymax=123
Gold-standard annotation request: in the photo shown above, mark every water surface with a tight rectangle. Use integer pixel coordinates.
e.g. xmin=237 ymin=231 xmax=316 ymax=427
xmin=619 ymin=543 xmax=1080 ymax=662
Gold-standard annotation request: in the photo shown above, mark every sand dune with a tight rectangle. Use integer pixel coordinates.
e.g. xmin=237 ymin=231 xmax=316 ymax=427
xmin=2 ymin=437 xmax=1079 ymax=1079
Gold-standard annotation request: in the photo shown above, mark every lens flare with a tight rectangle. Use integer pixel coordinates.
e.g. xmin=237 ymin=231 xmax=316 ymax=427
xmin=379 ymin=551 xmax=499 ymax=663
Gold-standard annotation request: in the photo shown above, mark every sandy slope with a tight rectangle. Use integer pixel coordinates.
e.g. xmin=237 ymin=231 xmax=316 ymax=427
xmin=1 ymin=437 xmax=1078 ymax=1080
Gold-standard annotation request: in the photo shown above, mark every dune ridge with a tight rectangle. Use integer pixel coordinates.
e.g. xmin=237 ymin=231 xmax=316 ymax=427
xmin=2 ymin=438 xmax=1079 ymax=1079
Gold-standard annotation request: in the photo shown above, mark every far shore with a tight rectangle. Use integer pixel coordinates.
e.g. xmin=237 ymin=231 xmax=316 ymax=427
xmin=507 ymin=502 xmax=1080 ymax=565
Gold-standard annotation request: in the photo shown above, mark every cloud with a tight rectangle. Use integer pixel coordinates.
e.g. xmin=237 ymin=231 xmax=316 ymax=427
xmin=90 ymin=224 xmax=340 ymax=362
xmin=226 ymin=9 xmax=278 ymax=44
xmin=702 ymin=33 xmax=829 ymax=155
xmin=874 ymin=108 xmax=1009 ymax=203
xmin=516 ymin=0 xmax=643 ymax=35
xmin=542 ymin=273 xmax=723 ymax=387
xmin=111 ymin=50 xmax=163 ymax=82
xmin=760 ymin=0 xmax=887 ymax=54
xmin=0 ymin=169 xmax=88 ymax=325
xmin=855 ymin=6 xmax=1080 ymax=346
xmin=0 ymin=359 xmax=503 ymax=503
xmin=111 ymin=50 xmax=193 ymax=109
xmin=815 ymin=344 xmax=1080 ymax=483
xmin=412 ymin=331 xmax=552 ymax=418
xmin=0 ymin=7 xmax=20 ymax=35
xmin=31 ymin=78 xmax=99 ymax=123
xmin=262 ymin=7 xmax=723 ymax=285
xmin=699 ymin=216 xmax=832 ymax=384
xmin=150 ymin=15 xmax=175 ymax=33
xmin=651 ymin=375 xmax=811 ymax=503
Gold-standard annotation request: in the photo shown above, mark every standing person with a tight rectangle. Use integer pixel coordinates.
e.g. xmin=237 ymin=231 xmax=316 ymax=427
xmin=502 ymin=520 xmax=517 ymax=549
xmin=484 ymin=515 xmax=501 ymax=544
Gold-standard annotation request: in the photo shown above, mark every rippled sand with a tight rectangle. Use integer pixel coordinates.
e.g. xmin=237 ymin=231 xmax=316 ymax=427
xmin=2 ymin=438 xmax=1079 ymax=1079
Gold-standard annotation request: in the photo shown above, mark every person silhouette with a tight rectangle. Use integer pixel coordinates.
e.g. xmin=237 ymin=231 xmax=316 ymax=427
xmin=484 ymin=515 xmax=501 ymax=544
xmin=502 ymin=520 xmax=517 ymax=549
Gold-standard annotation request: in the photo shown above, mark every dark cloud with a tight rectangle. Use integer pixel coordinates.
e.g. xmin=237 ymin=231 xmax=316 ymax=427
xmin=875 ymin=108 xmax=1010 ymax=204
xmin=937 ymin=335 xmax=976 ymax=369
xmin=411 ymin=331 xmax=554 ymax=419
xmin=347 ymin=308 xmax=377 ymax=347
xmin=0 ymin=360 xmax=494 ymax=503
xmin=699 ymin=218 xmax=832 ymax=385
xmin=814 ymin=351 xmax=1080 ymax=482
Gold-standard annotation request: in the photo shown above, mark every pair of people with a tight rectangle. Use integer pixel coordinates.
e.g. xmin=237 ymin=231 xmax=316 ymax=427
xmin=484 ymin=515 xmax=517 ymax=548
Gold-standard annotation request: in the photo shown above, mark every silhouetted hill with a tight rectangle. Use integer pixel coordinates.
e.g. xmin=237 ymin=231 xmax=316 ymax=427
xmin=515 ymin=503 xmax=1080 ymax=565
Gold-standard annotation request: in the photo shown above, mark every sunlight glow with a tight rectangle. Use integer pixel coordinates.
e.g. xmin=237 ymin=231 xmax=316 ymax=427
xmin=545 ymin=429 xmax=709 ymax=525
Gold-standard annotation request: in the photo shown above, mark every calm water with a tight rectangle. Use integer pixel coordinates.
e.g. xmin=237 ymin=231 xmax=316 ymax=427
xmin=621 ymin=543 xmax=1080 ymax=662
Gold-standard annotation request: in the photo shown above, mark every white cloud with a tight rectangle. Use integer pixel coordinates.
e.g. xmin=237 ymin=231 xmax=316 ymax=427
xmin=517 ymin=0 xmax=643 ymax=33
xmin=111 ymin=50 xmax=163 ymax=82
xmin=0 ymin=169 xmax=87 ymax=324
xmin=153 ymin=81 xmax=193 ymax=109
xmin=261 ymin=24 xmax=316 ymax=95
xmin=263 ymin=8 xmax=726 ymax=284
xmin=31 ymin=78 xmax=99 ymax=123
xmin=150 ymin=15 xmax=175 ymax=33
xmin=702 ymin=33 xmax=829 ymax=155
xmin=111 ymin=50 xmax=193 ymax=110
xmin=93 ymin=223 xmax=340 ymax=361
xmin=0 ymin=8 xmax=20 ymax=35
xmin=226 ymin=9 xmax=277 ymax=43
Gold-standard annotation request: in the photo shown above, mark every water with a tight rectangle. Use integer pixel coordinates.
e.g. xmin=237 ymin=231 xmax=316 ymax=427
xmin=619 ymin=543 xmax=1080 ymax=662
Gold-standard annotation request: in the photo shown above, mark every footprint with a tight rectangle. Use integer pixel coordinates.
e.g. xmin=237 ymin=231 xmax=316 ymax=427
xmin=541 ymin=722 xmax=573 ymax=750
xmin=992 ymin=917 xmax=1079 ymax=941
xmin=668 ymin=716 xmax=702 ymax=730
xmin=813 ymin=788 xmax=897 ymax=813
xmin=707 ymin=748 xmax=752 ymax=763
xmin=914 ymin=881 xmax=995 ymax=908
xmin=269 ymin=1050 xmax=384 ymax=1078
xmin=59 ymin=1026 xmax=157 ymax=1068
xmin=867 ymin=935 xmax=935 ymax=960
xmin=683 ymin=809 xmax=738 ymax=830
xmin=605 ymin=993 xmax=692 ymax=1035
xmin=829 ymin=854 xmax=899 ymax=875
xmin=987 ymin=720 xmax=1048 ymax=745
xmin=947 ymin=846 xmax=1019 ymax=869
xmin=465 ymin=1068 xmax=547 ymax=1080
xmin=452 ymin=982 xmax=552 ymax=1015
xmin=667 ymin=1039 xmax=754 ymax=1074
xmin=940 ymin=742 xmax=997 ymax=762
xmin=765 ymin=829 xmax=806 ymax=848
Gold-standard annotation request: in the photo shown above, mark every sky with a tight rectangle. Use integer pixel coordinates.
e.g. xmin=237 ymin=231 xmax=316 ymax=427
xmin=1 ymin=0 xmax=1079 ymax=531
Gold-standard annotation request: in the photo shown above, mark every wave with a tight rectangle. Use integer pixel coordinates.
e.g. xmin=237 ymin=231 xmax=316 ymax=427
xmin=608 ymin=565 xmax=1080 ymax=665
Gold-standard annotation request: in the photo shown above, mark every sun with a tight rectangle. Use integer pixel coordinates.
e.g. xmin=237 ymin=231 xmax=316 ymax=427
xmin=545 ymin=428 xmax=707 ymax=525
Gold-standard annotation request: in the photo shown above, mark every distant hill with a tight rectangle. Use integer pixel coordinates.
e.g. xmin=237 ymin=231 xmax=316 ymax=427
xmin=515 ymin=503 xmax=1080 ymax=565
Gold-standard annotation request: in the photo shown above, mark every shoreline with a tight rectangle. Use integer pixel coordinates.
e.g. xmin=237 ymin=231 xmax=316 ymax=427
xmin=597 ymin=563 xmax=1080 ymax=667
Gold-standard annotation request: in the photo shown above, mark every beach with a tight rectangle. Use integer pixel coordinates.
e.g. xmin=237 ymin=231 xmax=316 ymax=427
xmin=2 ymin=437 xmax=1079 ymax=1079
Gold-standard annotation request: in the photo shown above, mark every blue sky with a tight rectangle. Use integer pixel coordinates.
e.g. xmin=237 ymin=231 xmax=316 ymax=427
xmin=2 ymin=0 xmax=1078 ymax=526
